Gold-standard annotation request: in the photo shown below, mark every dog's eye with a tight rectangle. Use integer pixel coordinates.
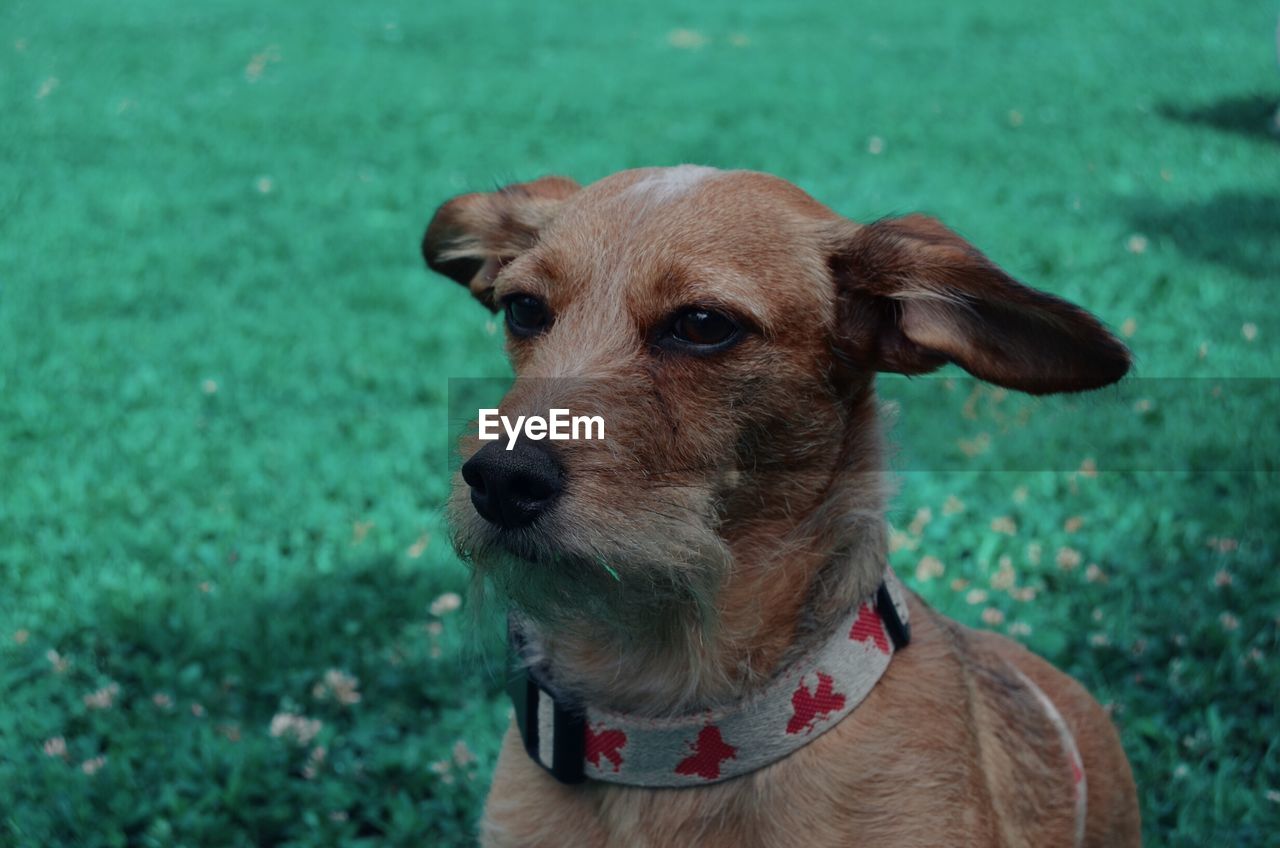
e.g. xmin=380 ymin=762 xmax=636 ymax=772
xmin=669 ymin=308 xmax=739 ymax=348
xmin=504 ymin=295 xmax=550 ymax=337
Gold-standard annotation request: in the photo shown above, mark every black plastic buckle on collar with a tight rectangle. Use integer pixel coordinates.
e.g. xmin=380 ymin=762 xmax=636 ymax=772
xmin=507 ymin=656 xmax=587 ymax=785
xmin=875 ymin=582 xmax=911 ymax=650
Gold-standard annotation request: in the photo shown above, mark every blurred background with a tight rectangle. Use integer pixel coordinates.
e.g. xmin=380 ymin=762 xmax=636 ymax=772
xmin=2 ymin=1 xmax=1277 ymax=845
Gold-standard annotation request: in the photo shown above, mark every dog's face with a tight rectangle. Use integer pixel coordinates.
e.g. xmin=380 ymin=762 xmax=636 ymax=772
xmin=424 ymin=167 xmax=1129 ymax=631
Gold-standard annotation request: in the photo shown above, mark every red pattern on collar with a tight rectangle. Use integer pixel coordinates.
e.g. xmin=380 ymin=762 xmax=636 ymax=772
xmin=849 ymin=601 xmax=891 ymax=653
xmin=786 ymin=672 xmax=848 ymax=735
xmin=674 ymin=725 xmax=738 ymax=781
xmin=585 ymin=723 xmax=627 ymax=773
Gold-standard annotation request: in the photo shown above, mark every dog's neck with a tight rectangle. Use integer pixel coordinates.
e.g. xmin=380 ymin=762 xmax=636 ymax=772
xmin=517 ymin=391 xmax=889 ymax=717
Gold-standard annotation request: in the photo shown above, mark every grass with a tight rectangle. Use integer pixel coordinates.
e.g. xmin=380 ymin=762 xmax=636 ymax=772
xmin=1 ymin=0 xmax=1278 ymax=844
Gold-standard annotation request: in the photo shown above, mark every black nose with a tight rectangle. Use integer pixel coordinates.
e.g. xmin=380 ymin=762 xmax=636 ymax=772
xmin=461 ymin=439 xmax=564 ymax=529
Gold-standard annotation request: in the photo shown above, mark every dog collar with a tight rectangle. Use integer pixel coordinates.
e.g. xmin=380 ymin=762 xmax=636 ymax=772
xmin=507 ymin=569 xmax=910 ymax=787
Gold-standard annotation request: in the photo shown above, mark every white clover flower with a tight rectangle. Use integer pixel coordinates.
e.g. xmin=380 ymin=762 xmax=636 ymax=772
xmin=430 ymin=592 xmax=463 ymax=617
xmin=269 ymin=712 xmax=323 ymax=746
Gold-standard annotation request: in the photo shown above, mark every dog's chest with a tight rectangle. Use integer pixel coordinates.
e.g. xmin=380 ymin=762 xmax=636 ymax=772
xmin=480 ymin=721 xmax=1003 ymax=848
xmin=480 ymin=627 xmax=1091 ymax=848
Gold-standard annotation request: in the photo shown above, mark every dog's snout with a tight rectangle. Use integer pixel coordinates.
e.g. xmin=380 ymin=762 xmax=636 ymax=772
xmin=461 ymin=439 xmax=564 ymax=529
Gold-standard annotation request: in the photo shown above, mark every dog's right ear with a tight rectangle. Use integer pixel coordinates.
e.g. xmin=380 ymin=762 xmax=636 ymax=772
xmin=422 ymin=176 xmax=580 ymax=310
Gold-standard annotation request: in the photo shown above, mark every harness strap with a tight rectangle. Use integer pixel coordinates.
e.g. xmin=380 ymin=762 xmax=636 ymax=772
xmin=1012 ymin=668 xmax=1088 ymax=847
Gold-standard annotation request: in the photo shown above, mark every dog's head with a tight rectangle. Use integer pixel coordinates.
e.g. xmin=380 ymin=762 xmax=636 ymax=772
xmin=424 ymin=167 xmax=1129 ymax=640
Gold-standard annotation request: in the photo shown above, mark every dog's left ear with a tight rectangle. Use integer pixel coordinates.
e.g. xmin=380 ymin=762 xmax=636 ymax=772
xmin=422 ymin=176 xmax=580 ymax=310
xmin=829 ymin=214 xmax=1130 ymax=394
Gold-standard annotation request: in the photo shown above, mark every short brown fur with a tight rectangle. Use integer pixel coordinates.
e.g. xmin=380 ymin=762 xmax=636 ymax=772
xmin=424 ymin=166 xmax=1139 ymax=847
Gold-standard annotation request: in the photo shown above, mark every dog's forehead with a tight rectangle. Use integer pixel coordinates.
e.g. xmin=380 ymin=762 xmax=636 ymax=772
xmin=616 ymin=164 xmax=724 ymax=203
xmin=566 ymin=166 xmax=830 ymax=230
xmin=530 ymin=167 xmax=836 ymax=312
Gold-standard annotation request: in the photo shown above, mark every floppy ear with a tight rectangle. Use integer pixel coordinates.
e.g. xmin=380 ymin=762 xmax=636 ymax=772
xmin=829 ymin=214 xmax=1131 ymax=394
xmin=422 ymin=176 xmax=580 ymax=310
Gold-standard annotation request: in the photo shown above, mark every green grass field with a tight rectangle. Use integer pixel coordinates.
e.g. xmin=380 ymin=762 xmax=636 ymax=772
xmin=2 ymin=1 xmax=1278 ymax=845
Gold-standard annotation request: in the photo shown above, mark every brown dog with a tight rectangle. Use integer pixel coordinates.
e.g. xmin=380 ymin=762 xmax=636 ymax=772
xmin=423 ymin=167 xmax=1140 ymax=847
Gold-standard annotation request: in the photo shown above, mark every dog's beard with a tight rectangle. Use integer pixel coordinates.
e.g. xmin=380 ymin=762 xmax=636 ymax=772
xmin=448 ymin=481 xmax=731 ymax=638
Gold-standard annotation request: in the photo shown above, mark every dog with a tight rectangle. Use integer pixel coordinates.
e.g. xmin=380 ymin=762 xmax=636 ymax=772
xmin=423 ymin=166 xmax=1141 ymax=847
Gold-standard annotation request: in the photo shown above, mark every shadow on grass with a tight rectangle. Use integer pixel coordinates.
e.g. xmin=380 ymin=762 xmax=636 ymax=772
xmin=87 ymin=553 xmax=507 ymax=727
xmin=5 ymin=553 xmax=506 ymax=846
xmin=1124 ymin=191 xmax=1280 ymax=279
xmin=1156 ymin=93 xmax=1279 ymax=142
